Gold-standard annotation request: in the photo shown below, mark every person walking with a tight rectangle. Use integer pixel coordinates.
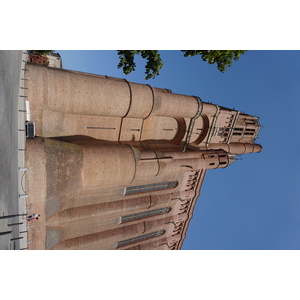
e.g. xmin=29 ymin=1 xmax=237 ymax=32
xmin=24 ymin=213 xmax=40 ymax=221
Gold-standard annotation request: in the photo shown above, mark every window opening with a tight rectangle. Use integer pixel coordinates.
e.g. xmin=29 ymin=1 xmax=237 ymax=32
xmin=218 ymin=132 xmax=228 ymax=136
xmin=121 ymin=207 xmax=171 ymax=223
xmin=124 ymin=181 xmax=178 ymax=196
xmin=219 ymin=127 xmax=229 ymax=131
xmin=217 ymin=127 xmax=229 ymax=137
xmin=117 ymin=230 xmax=165 ymax=248
xmin=86 ymin=126 xmax=115 ymax=130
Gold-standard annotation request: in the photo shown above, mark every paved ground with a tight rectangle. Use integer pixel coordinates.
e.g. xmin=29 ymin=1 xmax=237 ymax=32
xmin=0 ymin=50 xmax=28 ymax=250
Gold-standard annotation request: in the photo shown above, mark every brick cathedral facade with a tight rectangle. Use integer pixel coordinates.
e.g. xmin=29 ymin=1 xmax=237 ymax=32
xmin=24 ymin=62 xmax=262 ymax=250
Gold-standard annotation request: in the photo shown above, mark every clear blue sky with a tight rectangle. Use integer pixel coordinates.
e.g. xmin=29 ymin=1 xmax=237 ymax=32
xmin=58 ymin=50 xmax=300 ymax=250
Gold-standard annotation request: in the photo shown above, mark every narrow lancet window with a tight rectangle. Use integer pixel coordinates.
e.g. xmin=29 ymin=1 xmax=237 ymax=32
xmin=121 ymin=207 xmax=171 ymax=223
xmin=117 ymin=230 xmax=166 ymax=248
xmin=124 ymin=181 xmax=178 ymax=196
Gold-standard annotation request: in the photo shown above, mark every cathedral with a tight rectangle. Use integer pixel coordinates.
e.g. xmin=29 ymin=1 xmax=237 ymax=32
xmin=24 ymin=62 xmax=262 ymax=250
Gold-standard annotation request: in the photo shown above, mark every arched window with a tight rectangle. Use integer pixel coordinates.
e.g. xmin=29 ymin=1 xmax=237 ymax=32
xmin=121 ymin=207 xmax=171 ymax=223
xmin=117 ymin=230 xmax=166 ymax=248
xmin=124 ymin=181 xmax=178 ymax=196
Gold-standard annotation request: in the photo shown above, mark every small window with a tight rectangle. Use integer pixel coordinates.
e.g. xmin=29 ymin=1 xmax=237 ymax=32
xmin=217 ymin=127 xmax=229 ymax=136
xmin=217 ymin=132 xmax=228 ymax=136
xmin=219 ymin=127 xmax=229 ymax=131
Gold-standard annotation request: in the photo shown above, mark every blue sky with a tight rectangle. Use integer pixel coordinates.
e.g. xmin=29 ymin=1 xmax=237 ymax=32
xmin=57 ymin=50 xmax=300 ymax=250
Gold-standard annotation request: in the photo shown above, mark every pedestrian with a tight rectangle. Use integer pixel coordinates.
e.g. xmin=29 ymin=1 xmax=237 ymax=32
xmin=25 ymin=213 xmax=40 ymax=221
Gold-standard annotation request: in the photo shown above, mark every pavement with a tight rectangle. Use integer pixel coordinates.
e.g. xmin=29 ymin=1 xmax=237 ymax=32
xmin=0 ymin=50 xmax=29 ymax=250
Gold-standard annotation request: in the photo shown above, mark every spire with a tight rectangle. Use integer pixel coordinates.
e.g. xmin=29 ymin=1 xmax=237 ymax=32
xmin=227 ymin=154 xmax=238 ymax=166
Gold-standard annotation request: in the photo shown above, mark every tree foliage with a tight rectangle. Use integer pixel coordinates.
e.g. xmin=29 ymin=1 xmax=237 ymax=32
xmin=181 ymin=50 xmax=247 ymax=73
xmin=117 ymin=50 xmax=247 ymax=79
xmin=117 ymin=50 xmax=163 ymax=80
xmin=28 ymin=50 xmax=54 ymax=55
